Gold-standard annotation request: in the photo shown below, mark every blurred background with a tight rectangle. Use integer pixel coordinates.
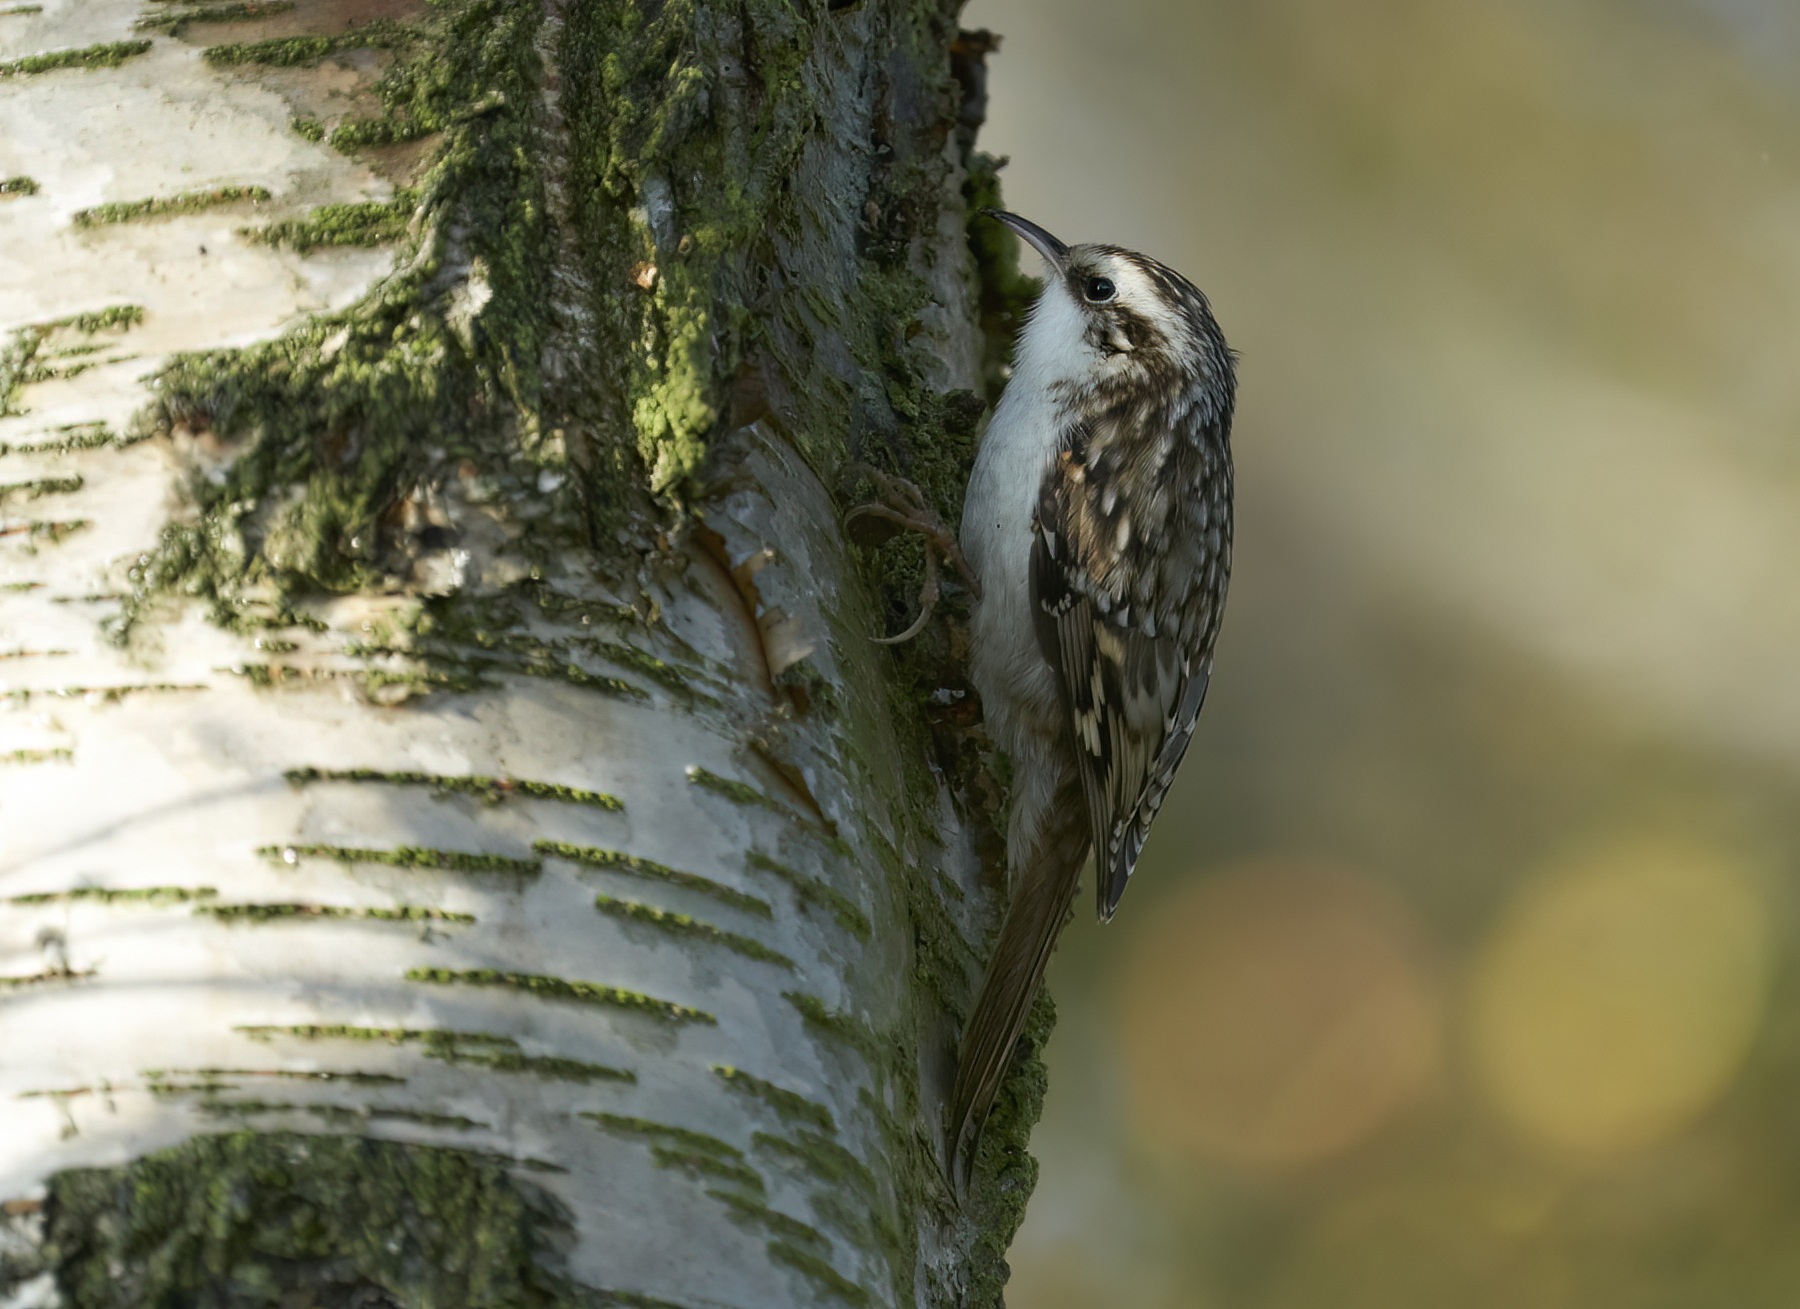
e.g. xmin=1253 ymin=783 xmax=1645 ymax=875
xmin=958 ymin=0 xmax=1800 ymax=1303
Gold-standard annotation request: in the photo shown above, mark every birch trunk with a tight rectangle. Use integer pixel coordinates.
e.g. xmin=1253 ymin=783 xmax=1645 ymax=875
xmin=0 ymin=2 xmax=1040 ymax=1304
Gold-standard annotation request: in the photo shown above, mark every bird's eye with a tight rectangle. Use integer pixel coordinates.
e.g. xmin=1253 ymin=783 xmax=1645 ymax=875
xmin=1083 ymin=276 xmax=1117 ymax=303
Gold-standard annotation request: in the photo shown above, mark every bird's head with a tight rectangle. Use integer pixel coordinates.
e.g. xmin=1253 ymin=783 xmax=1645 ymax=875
xmin=986 ymin=209 xmax=1231 ymax=407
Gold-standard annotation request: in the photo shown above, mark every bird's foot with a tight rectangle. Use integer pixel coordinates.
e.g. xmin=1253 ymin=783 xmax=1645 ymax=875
xmin=843 ymin=463 xmax=981 ymax=644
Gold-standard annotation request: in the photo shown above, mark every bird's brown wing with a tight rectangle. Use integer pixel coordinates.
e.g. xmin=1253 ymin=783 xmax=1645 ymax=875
xmin=948 ymin=455 xmax=1204 ymax=1188
xmin=1034 ymin=448 xmax=1211 ymax=920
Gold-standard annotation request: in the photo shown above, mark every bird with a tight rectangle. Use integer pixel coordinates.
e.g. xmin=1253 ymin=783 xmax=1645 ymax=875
xmin=949 ymin=209 xmax=1236 ymax=1188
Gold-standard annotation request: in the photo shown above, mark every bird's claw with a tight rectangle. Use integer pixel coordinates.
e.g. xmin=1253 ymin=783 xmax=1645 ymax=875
xmin=843 ymin=463 xmax=981 ymax=644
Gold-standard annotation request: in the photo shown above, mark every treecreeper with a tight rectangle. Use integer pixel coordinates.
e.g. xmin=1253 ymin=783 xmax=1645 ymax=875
xmin=951 ymin=210 xmax=1236 ymax=1189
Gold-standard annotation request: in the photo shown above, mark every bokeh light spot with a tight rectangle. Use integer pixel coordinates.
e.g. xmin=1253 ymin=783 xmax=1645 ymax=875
xmin=1470 ymin=837 xmax=1770 ymax=1162
xmin=1117 ymin=860 xmax=1441 ymax=1171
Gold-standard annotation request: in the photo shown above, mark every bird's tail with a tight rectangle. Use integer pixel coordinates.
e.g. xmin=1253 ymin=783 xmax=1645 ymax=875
xmin=948 ymin=767 xmax=1090 ymax=1195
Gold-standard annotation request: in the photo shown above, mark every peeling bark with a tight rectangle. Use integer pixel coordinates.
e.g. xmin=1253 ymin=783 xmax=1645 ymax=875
xmin=1 ymin=0 xmax=1040 ymax=1306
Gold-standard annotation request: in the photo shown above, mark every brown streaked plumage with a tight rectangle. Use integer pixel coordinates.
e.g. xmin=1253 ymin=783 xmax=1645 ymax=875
xmin=951 ymin=211 xmax=1235 ymax=1190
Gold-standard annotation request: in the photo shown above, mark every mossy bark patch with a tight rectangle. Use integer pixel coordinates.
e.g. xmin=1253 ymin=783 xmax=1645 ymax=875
xmin=39 ymin=1132 xmax=593 ymax=1308
xmin=712 ymin=1064 xmax=836 ymax=1134
xmin=202 ymin=23 xmax=414 ymax=67
xmin=134 ymin=2 xmax=294 ymax=35
xmin=0 ymin=41 xmax=151 ymax=77
xmin=231 ymin=1025 xmax=635 ymax=1084
xmin=535 ymin=840 xmax=771 ymax=918
xmin=287 ymin=765 xmax=624 ymax=811
xmin=0 ymin=747 xmax=74 ymax=764
xmin=71 ymin=186 xmax=272 ymax=228
xmin=593 ymin=894 xmax=794 ymax=968
xmin=241 ymin=193 xmax=415 ymax=251
xmin=128 ymin=0 xmax=551 ymax=629
xmin=406 ymin=967 xmax=715 ymax=1025
xmin=3 ymin=305 xmax=142 ymax=418
xmin=259 ymin=842 xmax=540 ymax=876
xmin=746 ymin=849 xmax=871 ymax=940
xmin=196 ymin=902 xmax=476 ymax=923
xmin=9 ymin=885 xmax=216 ymax=905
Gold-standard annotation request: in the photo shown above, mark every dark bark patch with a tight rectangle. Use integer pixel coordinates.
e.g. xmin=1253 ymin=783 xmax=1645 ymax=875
xmin=39 ymin=1131 xmax=593 ymax=1309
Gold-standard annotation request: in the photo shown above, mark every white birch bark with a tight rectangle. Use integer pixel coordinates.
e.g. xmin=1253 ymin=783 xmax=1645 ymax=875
xmin=1 ymin=1 xmax=1030 ymax=1304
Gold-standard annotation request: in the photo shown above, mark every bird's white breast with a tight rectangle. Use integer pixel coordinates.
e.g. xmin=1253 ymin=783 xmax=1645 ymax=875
xmin=960 ymin=284 xmax=1092 ymax=759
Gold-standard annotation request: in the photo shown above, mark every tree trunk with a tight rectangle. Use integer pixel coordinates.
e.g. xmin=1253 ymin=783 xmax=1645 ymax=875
xmin=0 ymin=2 xmax=1039 ymax=1305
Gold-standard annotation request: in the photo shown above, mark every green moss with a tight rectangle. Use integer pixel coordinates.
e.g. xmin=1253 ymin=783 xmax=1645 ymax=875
xmin=782 ymin=991 xmax=884 ymax=1069
xmin=807 ymin=1189 xmax=905 ymax=1268
xmin=0 ymin=423 xmax=111 ymax=459
xmin=2 ymin=305 xmax=141 ymax=417
xmin=1 ymin=680 xmax=204 ymax=704
xmin=752 ymin=1130 xmax=874 ymax=1198
xmin=534 ymin=840 xmax=771 ymax=918
xmin=746 ymin=850 xmax=870 ymax=940
xmin=133 ymin=1 xmax=293 ymax=33
xmin=568 ymin=636 xmax=724 ymax=707
xmin=655 ymin=1150 xmax=765 ymax=1192
xmin=370 ymin=1107 xmax=485 ymax=1131
xmin=0 ymin=40 xmax=151 ymax=77
xmin=196 ymin=902 xmax=476 ymax=923
xmin=236 ymin=1023 xmax=452 ymax=1043
xmin=18 ymin=1085 xmax=100 ymax=1100
xmin=286 ymin=765 xmax=624 ymax=811
xmin=0 ymin=175 xmax=39 ymax=196
xmin=258 ymin=842 xmax=540 ymax=876
xmin=243 ymin=192 xmax=415 ymax=252
xmin=0 ymin=475 xmax=83 ymax=501
xmin=202 ymin=23 xmax=413 ymax=67
xmin=705 ymin=1190 xmax=830 ymax=1252
xmin=72 ymin=185 xmax=271 ymax=228
xmin=581 ymin=1112 xmax=744 ymax=1162
xmin=518 ymin=660 xmax=648 ymax=700
xmin=441 ymin=1048 xmax=633 ymax=1084
xmin=9 ymin=884 xmax=214 ymax=904
xmin=6 ymin=519 xmax=90 ymax=547
xmin=225 ymin=662 xmax=350 ymax=689
xmin=702 ymin=1189 xmax=872 ymax=1305
xmin=765 ymin=1241 xmax=871 ymax=1307
xmin=406 ymin=967 xmax=715 ymax=1025
xmin=40 ymin=1132 xmax=608 ymax=1308
xmin=594 ymin=894 xmax=793 ymax=969
xmin=143 ymin=1066 xmax=406 ymax=1088
xmin=64 ymin=304 xmax=145 ymax=333
xmin=711 ymin=1065 xmax=836 ymax=1134
xmin=0 ymin=966 xmax=95 ymax=989
xmin=686 ymin=766 xmax=786 ymax=814
xmin=228 ymin=1025 xmax=631 ymax=1083
xmin=202 ymin=6 xmax=509 ymax=163
xmin=0 ymin=747 xmax=72 ymax=765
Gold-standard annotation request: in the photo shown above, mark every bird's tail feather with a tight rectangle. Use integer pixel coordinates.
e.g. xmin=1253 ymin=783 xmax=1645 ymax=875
xmin=948 ymin=768 xmax=1089 ymax=1194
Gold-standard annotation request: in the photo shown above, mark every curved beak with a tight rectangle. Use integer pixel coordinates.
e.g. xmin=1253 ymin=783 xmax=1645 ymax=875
xmin=984 ymin=209 xmax=1068 ymax=275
